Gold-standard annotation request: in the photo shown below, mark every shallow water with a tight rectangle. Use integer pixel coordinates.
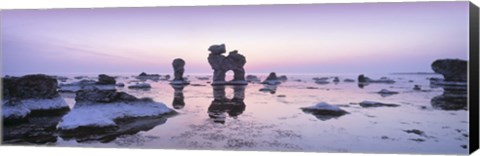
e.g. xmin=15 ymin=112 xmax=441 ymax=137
xmin=4 ymin=73 xmax=469 ymax=154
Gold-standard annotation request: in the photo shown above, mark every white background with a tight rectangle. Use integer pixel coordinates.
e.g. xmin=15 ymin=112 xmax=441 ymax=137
xmin=0 ymin=0 xmax=479 ymax=156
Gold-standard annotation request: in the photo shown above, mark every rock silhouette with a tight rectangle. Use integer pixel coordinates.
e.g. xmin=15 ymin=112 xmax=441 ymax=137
xmin=207 ymin=44 xmax=247 ymax=85
xmin=2 ymin=74 xmax=70 ymax=125
xmin=431 ymin=59 xmax=467 ymax=82
xmin=170 ymin=58 xmax=190 ymax=85
xmin=97 ymin=74 xmax=116 ymax=85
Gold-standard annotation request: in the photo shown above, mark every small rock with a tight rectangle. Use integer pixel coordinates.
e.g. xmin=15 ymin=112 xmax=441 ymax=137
xmin=261 ymin=72 xmax=282 ymax=85
xmin=377 ymin=89 xmax=399 ymax=96
xmin=128 ymin=83 xmax=152 ymax=89
xmin=343 ymin=78 xmax=355 ymax=82
xmin=413 ymin=85 xmax=421 ymax=90
xmin=359 ymin=101 xmax=399 ymax=107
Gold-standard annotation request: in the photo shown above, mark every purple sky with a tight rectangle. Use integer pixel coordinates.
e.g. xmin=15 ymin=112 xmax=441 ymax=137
xmin=1 ymin=2 xmax=469 ymax=75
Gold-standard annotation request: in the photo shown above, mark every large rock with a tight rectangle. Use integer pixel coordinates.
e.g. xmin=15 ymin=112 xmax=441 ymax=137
xmin=75 ymin=89 xmax=140 ymax=104
xmin=3 ymin=74 xmax=59 ymax=100
xmin=207 ymin=44 xmax=247 ymax=85
xmin=2 ymin=74 xmax=69 ymax=125
xmin=431 ymin=59 xmax=467 ymax=82
xmin=58 ymin=89 xmax=176 ymax=140
xmin=97 ymin=74 xmax=116 ymax=85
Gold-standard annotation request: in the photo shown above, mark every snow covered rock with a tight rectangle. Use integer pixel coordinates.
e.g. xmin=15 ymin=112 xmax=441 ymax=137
xmin=57 ymin=89 xmax=176 ymax=139
xmin=2 ymin=74 xmax=70 ymax=125
xmin=301 ymin=102 xmax=349 ymax=121
xmin=359 ymin=101 xmax=399 ymax=108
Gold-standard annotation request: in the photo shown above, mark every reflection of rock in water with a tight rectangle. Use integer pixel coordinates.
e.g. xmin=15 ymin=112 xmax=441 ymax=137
xmin=431 ymin=87 xmax=467 ymax=110
xmin=59 ymin=116 xmax=169 ymax=143
xmin=3 ymin=116 xmax=63 ymax=144
xmin=259 ymin=85 xmax=278 ymax=94
xmin=208 ymin=86 xmax=246 ymax=124
xmin=171 ymin=85 xmax=186 ymax=109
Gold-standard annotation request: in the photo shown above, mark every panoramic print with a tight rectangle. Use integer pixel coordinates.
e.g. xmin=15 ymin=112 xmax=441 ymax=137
xmin=1 ymin=1 xmax=471 ymax=155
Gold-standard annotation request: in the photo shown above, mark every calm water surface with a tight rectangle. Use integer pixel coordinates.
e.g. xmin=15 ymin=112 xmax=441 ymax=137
xmin=5 ymin=73 xmax=469 ymax=154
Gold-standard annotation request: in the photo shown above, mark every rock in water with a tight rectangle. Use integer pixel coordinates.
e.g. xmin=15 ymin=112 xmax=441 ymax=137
xmin=97 ymin=74 xmax=116 ymax=85
xmin=246 ymin=75 xmax=260 ymax=83
xmin=278 ymin=75 xmax=288 ymax=81
xmin=359 ymin=101 xmax=399 ymax=108
xmin=377 ymin=89 xmax=399 ymax=97
xmin=261 ymin=72 xmax=282 ymax=85
xmin=75 ymin=89 xmax=140 ymax=104
xmin=301 ymin=102 xmax=349 ymax=121
xmin=58 ymin=89 xmax=176 ymax=141
xmin=357 ymin=74 xmax=395 ymax=84
xmin=2 ymin=74 xmax=69 ymax=125
xmin=431 ymin=59 xmax=467 ymax=82
xmin=207 ymin=44 xmax=247 ymax=85
xmin=128 ymin=83 xmax=152 ymax=89
xmin=333 ymin=77 xmax=340 ymax=83
xmin=4 ymin=74 xmax=59 ymax=99
xmin=170 ymin=58 xmax=190 ymax=85
xmin=413 ymin=85 xmax=421 ymax=91
xmin=358 ymin=74 xmax=369 ymax=83
xmin=136 ymin=72 xmax=161 ymax=81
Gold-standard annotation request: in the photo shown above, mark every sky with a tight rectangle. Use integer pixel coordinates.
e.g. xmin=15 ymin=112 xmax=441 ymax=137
xmin=0 ymin=1 xmax=470 ymax=75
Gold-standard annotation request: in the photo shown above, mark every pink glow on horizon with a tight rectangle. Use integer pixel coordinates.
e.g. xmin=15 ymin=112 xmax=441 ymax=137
xmin=1 ymin=2 xmax=469 ymax=74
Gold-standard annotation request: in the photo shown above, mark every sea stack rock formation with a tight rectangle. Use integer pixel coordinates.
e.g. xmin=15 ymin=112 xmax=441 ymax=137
xmin=431 ymin=59 xmax=467 ymax=83
xmin=207 ymin=44 xmax=247 ymax=85
xmin=170 ymin=58 xmax=190 ymax=85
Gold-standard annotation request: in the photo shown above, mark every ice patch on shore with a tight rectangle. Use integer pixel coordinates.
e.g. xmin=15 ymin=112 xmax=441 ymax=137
xmin=2 ymin=97 xmax=68 ymax=118
xmin=58 ymin=101 xmax=173 ymax=130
